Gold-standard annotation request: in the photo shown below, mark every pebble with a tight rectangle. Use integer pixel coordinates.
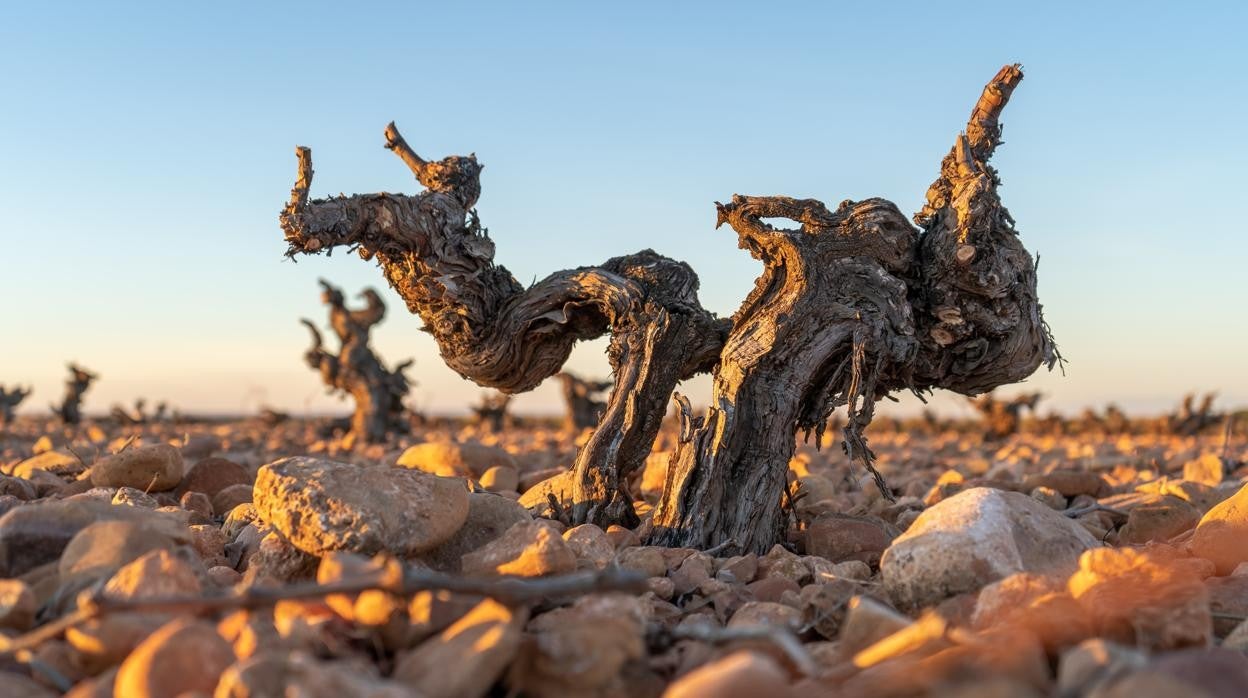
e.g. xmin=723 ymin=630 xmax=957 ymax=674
xmin=0 ymin=498 xmax=180 ymax=577
xmin=757 ymin=544 xmax=810 ymax=585
xmin=508 ymin=594 xmax=645 ymax=698
xmin=114 ymin=618 xmax=234 ymax=697
xmin=1117 ymin=497 xmax=1201 ymax=544
xmin=728 ymin=600 xmax=802 ymax=631
xmin=1190 ymin=482 xmax=1248 ymax=574
xmin=90 ymin=444 xmax=184 ymax=491
xmin=1022 ymin=470 xmax=1107 ymax=498
xmin=1183 ymin=453 xmax=1225 ymax=486
xmin=393 ymin=599 xmax=526 ymax=698
xmin=216 ymin=651 xmax=419 ymax=697
xmin=562 ymin=523 xmax=615 ymax=569
xmin=416 ymin=492 xmax=530 ymax=572
xmin=616 ymin=546 xmax=669 ymax=578
xmin=101 ymin=548 xmax=203 ymax=601
xmin=804 ymin=513 xmax=897 ymax=565
xmin=179 ymin=490 xmax=214 ymax=520
xmin=111 ymin=486 xmax=159 ymax=508
xmin=478 ymin=464 xmax=519 ymax=492
xmin=58 ymin=519 xmax=183 ymax=587
xmin=212 ymin=483 xmax=254 ymax=516
xmin=176 ymin=456 xmax=250 ymax=498
xmin=12 ymin=450 xmax=83 ymax=479
xmin=837 ymin=595 xmax=912 ymax=657
xmin=1067 ymin=547 xmax=1211 ymax=649
xmin=662 ymin=651 xmax=796 ymax=698
xmin=460 ymin=520 xmax=576 ymax=576
xmin=0 ymin=578 xmax=37 ymax=631
xmin=396 ymin=440 xmax=517 ymax=478
xmin=0 ymin=473 xmax=38 ymax=500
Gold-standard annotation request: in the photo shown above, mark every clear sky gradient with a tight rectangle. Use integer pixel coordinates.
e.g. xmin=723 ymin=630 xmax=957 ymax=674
xmin=2 ymin=1 xmax=1245 ymax=418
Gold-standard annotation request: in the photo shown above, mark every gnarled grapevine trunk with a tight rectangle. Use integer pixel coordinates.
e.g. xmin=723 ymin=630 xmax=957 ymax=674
xmin=278 ymin=65 xmax=1056 ymax=548
xmin=649 ymin=64 xmax=1058 ymax=552
xmin=648 ymin=196 xmax=920 ymax=551
xmin=300 ymin=280 xmax=413 ymax=443
xmin=280 ymin=125 xmax=726 ymax=526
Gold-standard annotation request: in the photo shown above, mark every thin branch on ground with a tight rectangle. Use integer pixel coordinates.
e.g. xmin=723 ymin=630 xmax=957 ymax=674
xmin=1062 ymin=503 xmax=1127 ymax=519
xmin=670 ymin=623 xmax=817 ymax=677
xmin=701 ymin=538 xmax=738 ymax=557
xmin=0 ymin=565 xmax=646 ymax=658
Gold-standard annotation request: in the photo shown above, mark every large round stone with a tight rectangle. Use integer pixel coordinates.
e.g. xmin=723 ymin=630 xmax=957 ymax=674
xmin=254 ymin=457 xmax=470 ymax=557
xmin=880 ymin=487 xmax=1100 ymax=610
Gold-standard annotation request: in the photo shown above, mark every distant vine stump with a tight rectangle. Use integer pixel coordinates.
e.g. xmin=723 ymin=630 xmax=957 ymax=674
xmin=279 ymin=65 xmax=1058 ymax=550
xmin=55 ymin=364 xmax=96 ymax=425
xmin=301 ymin=281 xmax=413 ymax=443
xmin=472 ymin=392 xmax=512 ymax=432
xmin=110 ymin=399 xmax=150 ymax=425
xmin=559 ymin=372 xmax=612 ymax=433
xmin=0 ymin=385 xmax=31 ymax=426
xmin=970 ymin=392 xmax=1042 ymax=440
xmin=1171 ymin=393 xmax=1220 ymax=436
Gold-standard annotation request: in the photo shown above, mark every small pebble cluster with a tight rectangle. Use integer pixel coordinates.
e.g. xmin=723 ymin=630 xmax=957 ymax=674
xmin=1 ymin=415 xmax=1246 ymax=697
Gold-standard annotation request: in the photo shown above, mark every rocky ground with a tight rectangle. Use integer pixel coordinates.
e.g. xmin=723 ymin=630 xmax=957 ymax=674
xmin=0 ymin=414 xmax=1245 ymax=697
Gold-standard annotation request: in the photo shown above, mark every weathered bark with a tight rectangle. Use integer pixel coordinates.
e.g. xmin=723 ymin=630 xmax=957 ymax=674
xmin=558 ymin=372 xmax=611 ymax=432
xmin=471 ymin=391 xmax=512 ymax=432
xmin=0 ymin=385 xmax=31 ymax=426
xmin=54 ymin=364 xmax=96 ymax=425
xmin=970 ymin=392 xmax=1042 ymax=440
xmin=300 ymin=280 xmax=413 ymax=443
xmin=648 ymin=64 xmax=1058 ymax=553
xmin=280 ymin=126 xmax=726 ymax=526
xmin=277 ymin=65 xmax=1057 ymax=547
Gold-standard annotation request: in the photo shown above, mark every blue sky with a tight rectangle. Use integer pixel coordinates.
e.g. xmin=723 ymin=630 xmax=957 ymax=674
xmin=1 ymin=1 xmax=1245 ymax=418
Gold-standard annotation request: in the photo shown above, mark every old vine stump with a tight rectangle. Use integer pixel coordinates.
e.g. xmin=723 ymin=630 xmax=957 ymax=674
xmin=279 ymin=64 xmax=1057 ymax=551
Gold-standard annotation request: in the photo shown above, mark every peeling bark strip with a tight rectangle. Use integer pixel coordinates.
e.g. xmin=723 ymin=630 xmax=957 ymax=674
xmin=301 ymin=280 xmax=413 ymax=443
xmin=279 ymin=65 xmax=1057 ymax=550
